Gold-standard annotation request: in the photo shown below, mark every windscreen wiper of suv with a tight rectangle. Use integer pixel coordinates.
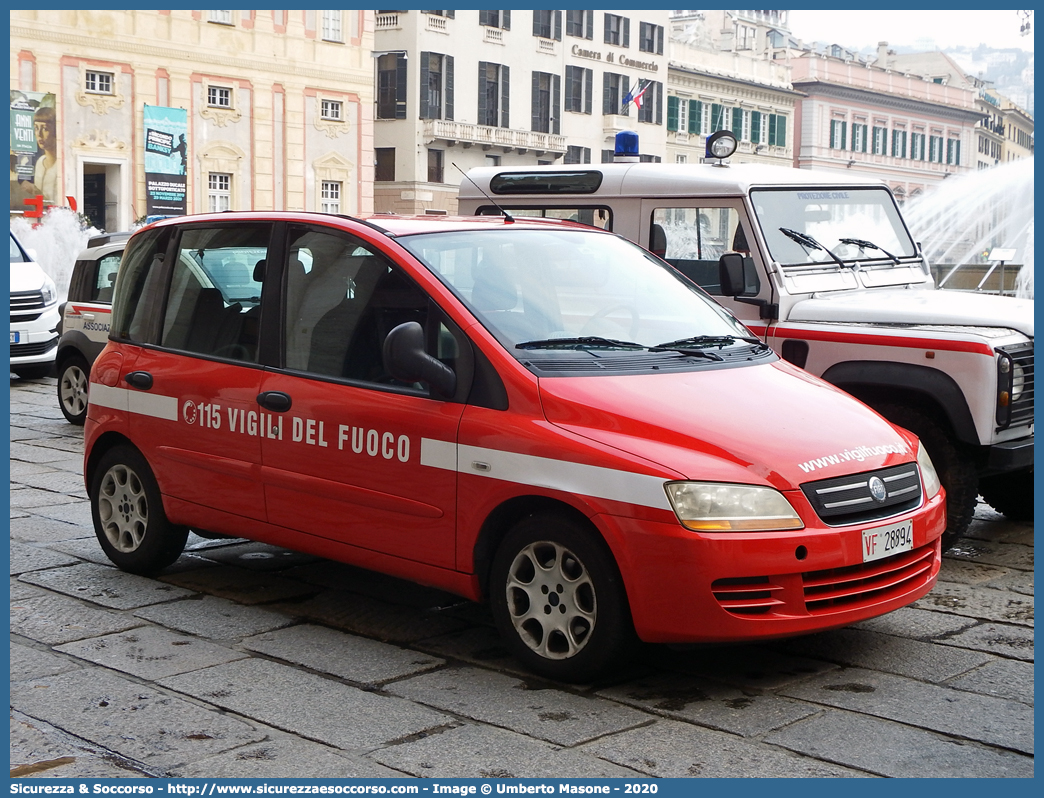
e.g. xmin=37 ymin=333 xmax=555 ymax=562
xmin=515 ymin=336 xmax=647 ymax=350
xmin=779 ymin=227 xmax=850 ymax=269
xmin=837 ymin=237 xmax=901 ymax=264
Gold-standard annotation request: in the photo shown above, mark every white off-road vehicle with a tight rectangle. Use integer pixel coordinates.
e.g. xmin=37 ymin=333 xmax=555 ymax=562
xmin=458 ymin=136 xmax=1033 ymax=547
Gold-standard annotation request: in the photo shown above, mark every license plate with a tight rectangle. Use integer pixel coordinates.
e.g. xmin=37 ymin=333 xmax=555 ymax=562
xmin=10 ymin=331 xmax=19 ymax=344
xmin=862 ymin=520 xmax=914 ymax=563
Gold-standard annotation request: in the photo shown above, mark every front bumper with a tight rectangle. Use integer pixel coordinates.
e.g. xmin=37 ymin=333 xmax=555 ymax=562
xmin=986 ymin=437 xmax=1034 ymax=472
xmin=598 ymin=489 xmax=946 ymax=644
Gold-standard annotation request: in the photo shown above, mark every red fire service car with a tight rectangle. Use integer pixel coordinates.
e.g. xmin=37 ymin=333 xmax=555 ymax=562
xmin=84 ymin=212 xmax=945 ymax=681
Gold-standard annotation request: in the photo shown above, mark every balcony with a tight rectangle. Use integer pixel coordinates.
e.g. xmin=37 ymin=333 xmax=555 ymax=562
xmin=536 ymin=38 xmax=556 ymax=56
xmin=425 ymin=14 xmax=448 ymax=34
xmin=483 ymin=27 xmax=504 ymax=45
xmin=602 ymin=114 xmax=635 ymax=135
xmin=423 ymin=120 xmax=566 ymax=155
xmin=375 ymin=13 xmax=400 ymax=31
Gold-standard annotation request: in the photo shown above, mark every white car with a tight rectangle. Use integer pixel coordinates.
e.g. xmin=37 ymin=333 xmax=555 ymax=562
xmin=10 ymin=230 xmax=60 ymax=380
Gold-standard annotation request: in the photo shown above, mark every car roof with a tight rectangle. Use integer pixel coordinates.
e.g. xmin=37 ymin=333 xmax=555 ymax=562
xmin=139 ymin=211 xmax=600 ymax=238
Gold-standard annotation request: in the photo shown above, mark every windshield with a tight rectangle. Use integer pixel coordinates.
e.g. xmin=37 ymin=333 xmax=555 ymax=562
xmin=752 ymin=188 xmax=916 ymax=266
xmin=398 ymin=228 xmax=752 ymax=355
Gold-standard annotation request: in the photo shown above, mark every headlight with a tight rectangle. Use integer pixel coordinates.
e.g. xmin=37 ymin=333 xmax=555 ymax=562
xmin=41 ymin=275 xmax=57 ymax=305
xmin=665 ymin=481 xmax=804 ymax=532
xmin=917 ymin=444 xmax=942 ymax=500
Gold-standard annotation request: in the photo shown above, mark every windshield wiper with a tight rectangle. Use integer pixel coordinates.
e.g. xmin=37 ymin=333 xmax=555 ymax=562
xmin=838 ymin=237 xmax=901 ymax=264
xmin=779 ymin=227 xmax=850 ymax=269
xmin=515 ymin=336 xmax=647 ymax=351
xmin=652 ymin=335 xmax=736 ymax=349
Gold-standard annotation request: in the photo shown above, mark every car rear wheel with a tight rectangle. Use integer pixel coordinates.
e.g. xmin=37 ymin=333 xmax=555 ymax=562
xmin=90 ymin=445 xmax=188 ymax=575
xmin=57 ymin=354 xmax=90 ymax=425
xmin=978 ymin=470 xmax=1033 ymax=521
xmin=490 ymin=513 xmax=635 ymax=682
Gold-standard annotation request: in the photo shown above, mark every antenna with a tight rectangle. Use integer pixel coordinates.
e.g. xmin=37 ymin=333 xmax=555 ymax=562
xmin=453 ymin=162 xmax=514 ymax=223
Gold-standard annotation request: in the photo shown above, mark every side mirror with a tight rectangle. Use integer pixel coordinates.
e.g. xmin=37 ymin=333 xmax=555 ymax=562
xmin=383 ymin=321 xmax=456 ymax=398
xmin=719 ymin=252 xmax=748 ymax=297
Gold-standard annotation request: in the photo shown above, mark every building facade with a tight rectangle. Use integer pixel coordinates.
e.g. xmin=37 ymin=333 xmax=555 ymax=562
xmin=372 ymin=10 xmax=670 ymax=214
xmin=788 ymin=51 xmax=982 ymax=202
xmin=10 ymin=10 xmax=375 ymax=230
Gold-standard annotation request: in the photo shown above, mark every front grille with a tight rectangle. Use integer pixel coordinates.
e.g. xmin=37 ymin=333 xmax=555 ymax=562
xmin=10 ymin=337 xmax=58 ymax=357
xmin=11 ymin=312 xmax=42 ymax=323
xmin=711 ymin=576 xmax=783 ymax=616
xmin=803 ymin=543 xmax=937 ymax=615
xmin=11 ymin=290 xmax=46 ymax=314
xmin=801 ymin=463 xmax=921 ymax=526
xmin=997 ymin=341 xmax=1034 ymax=429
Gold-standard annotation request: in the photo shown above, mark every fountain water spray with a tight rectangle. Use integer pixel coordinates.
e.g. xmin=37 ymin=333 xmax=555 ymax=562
xmin=10 ymin=208 xmax=101 ymax=302
xmin=902 ymin=157 xmax=1033 ymax=299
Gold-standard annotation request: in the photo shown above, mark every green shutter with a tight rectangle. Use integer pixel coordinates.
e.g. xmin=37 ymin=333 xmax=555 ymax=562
xmin=711 ymin=103 xmax=723 ymax=131
xmin=689 ymin=100 xmax=701 ymax=134
xmin=731 ymin=107 xmax=743 ymax=136
xmin=667 ymin=95 xmax=679 ymax=132
xmin=750 ymin=110 xmax=761 ymax=143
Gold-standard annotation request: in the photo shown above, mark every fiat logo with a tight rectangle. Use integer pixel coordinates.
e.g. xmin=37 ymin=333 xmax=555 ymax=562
xmin=868 ymin=476 xmax=888 ymax=503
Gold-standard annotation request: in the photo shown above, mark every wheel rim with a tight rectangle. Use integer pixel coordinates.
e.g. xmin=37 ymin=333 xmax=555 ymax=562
xmin=59 ymin=364 xmax=89 ymax=416
xmin=505 ymin=541 xmax=597 ymax=660
xmin=97 ymin=464 xmax=149 ymax=553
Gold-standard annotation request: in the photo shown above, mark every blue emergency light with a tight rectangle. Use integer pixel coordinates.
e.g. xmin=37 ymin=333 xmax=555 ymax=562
xmin=614 ymin=130 xmax=640 ymax=163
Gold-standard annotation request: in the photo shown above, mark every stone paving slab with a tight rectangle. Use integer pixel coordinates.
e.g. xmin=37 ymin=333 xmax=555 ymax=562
xmin=159 ymin=658 xmax=452 ymax=753
xmin=274 ymin=589 xmax=470 ymax=644
xmin=11 ymin=711 xmax=150 ymax=779
xmin=647 ymin=643 xmax=839 ymax=690
xmin=14 ymin=435 xmax=83 ymax=453
xmin=387 ymin=666 xmax=650 ymax=747
xmin=414 ymin=625 xmax=528 ymax=676
xmin=134 ymin=594 xmax=296 ymax=640
xmin=914 ymin=581 xmax=1034 ymax=626
xmin=10 ymin=642 xmax=83 ymax=681
xmin=370 ymin=722 xmax=640 ymax=778
xmin=11 ymin=667 xmax=266 ymax=770
xmin=13 ymin=470 xmax=90 ymax=496
xmin=10 ymin=441 xmax=79 ymax=463
xmin=20 ymin=562 xmax=196 ymax=609
xmin=10 ymin=540 xmax=81 ymax=574
xmin=170 ymin=736 xmax=405 ymax=779
xmin=778 ymin=666 xmax=1033 ymax=754
xmin=849 ymin=606 xmax=979 ymax=639
xmin=11 ymin=592 xmax=146 ymax=645
xmin=778 ymin=627 xmax=993 ymax=682
xmin=944 ymin=657 xmax=1034 ymax=705
xmin=938 ymin=560 xmax=1013 ymax=586
xmin=765 ymin=708 xmax=1034 ymax=778
xmin=55 ymin=626 xmax=248 ymax=680
xmin=9 ymin=460 xmax=60 ymax=477
xmin=579 ymin=718 xmax=867 ymax=778
xmin=8 ymin=514 xmax=92 ymax=544
xmin=26 ymin=500 xmax=94 ymax=525
xmin=597 ymin=673 xmax=820 ymax=738
xmin=10 ymin=487 xmax=82 ymax=509
xmin=935 ymin=621 xmax=1035 ymax=662
xmin=945 ymin=540 xmax=1034 ymax=570
xmin=159 ymin=564 xmax=321 ymax=605
xmin=985 ymin=568 xmax=1034 ymax=596
xmin=242 ymin=624 xmax=445 ymax=686
xmin=10 ymin=577 xmax=46 ymax=601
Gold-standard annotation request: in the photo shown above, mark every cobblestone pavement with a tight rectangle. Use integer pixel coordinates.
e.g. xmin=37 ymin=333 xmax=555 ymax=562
xmin=9 ymin=376 xmax=1034 ymax=779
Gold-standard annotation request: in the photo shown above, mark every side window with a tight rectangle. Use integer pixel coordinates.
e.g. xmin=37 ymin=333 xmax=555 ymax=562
xmin=160 ymin=225 xmax=268 ymax=361
xmin=94 ymin=254 xmax=121 ymax=303
xmin=649 ymin=206 xmax=758 ymax=295
xmin=111 ymin=229 xmax=170 ymax=343
xmin=283 ymin=225 xmax=434 ymax=387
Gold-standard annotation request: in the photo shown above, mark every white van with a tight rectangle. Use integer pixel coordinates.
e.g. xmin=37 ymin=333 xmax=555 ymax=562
xmin=458 ymin=135 xmax=1034 ymax=547
xmin=10 ymin=230 xmax=60 ymax=379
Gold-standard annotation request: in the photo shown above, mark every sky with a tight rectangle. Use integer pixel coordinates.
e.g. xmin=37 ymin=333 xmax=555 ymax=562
xmin=787 ymin=9 xmax=1034 ymax=53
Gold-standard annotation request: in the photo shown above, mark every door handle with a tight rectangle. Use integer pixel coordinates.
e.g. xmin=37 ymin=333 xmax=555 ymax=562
xmin=256 ymin=391 xmax=292 ymax=412
xmin=81 ymin=313 xmax=95 ymax=321
xmin=124 ymin=371 xmax=153 ymax=390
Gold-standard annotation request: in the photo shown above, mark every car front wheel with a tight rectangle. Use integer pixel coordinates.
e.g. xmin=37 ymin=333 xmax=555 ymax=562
xmin=57 ymin=354 xmax=90 ymax=425
xmin=490 ymin=513 xmax=635 ymax=682
xmin=90 ymin=445 xmax=189 ymax=575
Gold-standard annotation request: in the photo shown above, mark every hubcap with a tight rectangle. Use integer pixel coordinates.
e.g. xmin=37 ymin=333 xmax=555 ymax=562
xmin=97 ymin=464 xmax=149 ymax=553
xmin=59 ymin=364 xmax=89 ymax=417
xmin=505 ymin=541 xmax=596 ymax=660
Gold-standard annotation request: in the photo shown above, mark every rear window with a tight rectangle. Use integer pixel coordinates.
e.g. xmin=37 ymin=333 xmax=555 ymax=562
xmin=490 ymin=171 xmax=603 ymax=195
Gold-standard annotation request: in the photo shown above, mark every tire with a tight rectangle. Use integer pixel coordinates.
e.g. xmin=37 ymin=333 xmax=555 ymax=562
xmin=876 ymin=403 xmax=977 ymax=552
xmin=57 ymin=354 xmax=91 ymax=425
xmin=489 ymin=513 xmax=635 ymax=682
xmin=13 ymin=363 xmax=54 ymax=380
xmin=89 ymin=445 xmax=189 ymax=575
xmin=978 ymin=470 xmax=1034 ymax=521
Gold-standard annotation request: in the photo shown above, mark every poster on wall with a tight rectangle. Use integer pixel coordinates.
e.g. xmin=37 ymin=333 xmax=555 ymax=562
xmin=10 ymin=90 xmax=58 ymax=215
xmin=144 ymin=104 xmax=188 ymax=217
